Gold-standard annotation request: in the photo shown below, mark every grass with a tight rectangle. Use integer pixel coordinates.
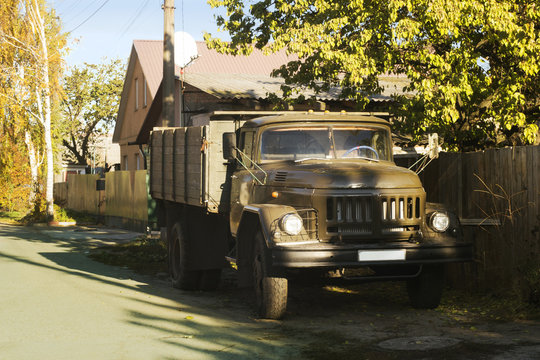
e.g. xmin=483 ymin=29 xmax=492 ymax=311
xmin=0 ymin=206 xmax=98 ymax=225
xmin=437 ymin=288 xmax=540 ymax=322
xmin=54 ymin=205 xmax=76 ymax=222
xmin=0 ymin=210 xmax=25 ymax=224
xmin=57 ymin=208 xmax=97 ymax=224
xmin=88 ymin=235 xmax=168 ymax=276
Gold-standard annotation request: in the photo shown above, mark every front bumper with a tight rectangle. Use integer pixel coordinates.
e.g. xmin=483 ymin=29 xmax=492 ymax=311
xmin=270 ymin=241 xmax=473 ymax=269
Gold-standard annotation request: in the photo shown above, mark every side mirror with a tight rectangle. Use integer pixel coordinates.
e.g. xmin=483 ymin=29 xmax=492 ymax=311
xmin=222 ymin=132 xmax=237 ymax=161
xmin=428 ymin=133 xmax=439 ymax=159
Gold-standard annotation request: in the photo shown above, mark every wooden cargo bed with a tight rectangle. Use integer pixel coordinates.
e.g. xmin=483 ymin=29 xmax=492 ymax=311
xmin=150 ymin=121 xmax=236 ymax=213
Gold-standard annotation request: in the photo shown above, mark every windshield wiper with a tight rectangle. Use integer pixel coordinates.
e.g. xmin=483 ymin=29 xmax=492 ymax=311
xmin=354 ymin=156 xmax=379 ymax=162
xmin=294 ymin=157 xmax=329 ymax=163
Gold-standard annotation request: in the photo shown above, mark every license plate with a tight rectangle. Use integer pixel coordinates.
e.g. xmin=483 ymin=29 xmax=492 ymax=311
xmin=358 ymin=249 xmax=406 ymax=261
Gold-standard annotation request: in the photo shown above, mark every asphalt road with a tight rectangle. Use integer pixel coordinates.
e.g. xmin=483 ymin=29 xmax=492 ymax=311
xmin=1 ymin=223 xmax=539 ymax=360
xmin=0 ymin=224 xmax=299 ymax=360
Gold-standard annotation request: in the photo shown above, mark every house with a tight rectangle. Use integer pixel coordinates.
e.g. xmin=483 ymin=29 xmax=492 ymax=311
xmin=56 ymin=134 xmax=121 ymax=182
xmin=113 ymin=40 xmax=406 ymax=170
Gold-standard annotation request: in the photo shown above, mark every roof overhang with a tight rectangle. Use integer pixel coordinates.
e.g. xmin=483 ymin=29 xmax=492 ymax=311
xmin=133 ymin=74 xmax=408 ymax=145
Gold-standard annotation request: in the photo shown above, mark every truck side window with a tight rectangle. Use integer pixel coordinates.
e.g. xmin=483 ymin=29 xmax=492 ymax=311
xmin=238 ymin=131 xmax=254 ymax=167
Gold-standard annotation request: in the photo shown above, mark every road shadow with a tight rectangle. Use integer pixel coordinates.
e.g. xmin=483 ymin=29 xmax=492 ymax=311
xmin=0 ymin=224 xmax=302 ymax=359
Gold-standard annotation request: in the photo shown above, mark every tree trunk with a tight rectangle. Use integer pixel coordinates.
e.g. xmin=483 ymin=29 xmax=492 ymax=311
xmin=24 ymin=131 xmax=40 ymax=206
xmin=29 ymin=0 xmax=54 ymax=221
xmin=43 ymin=91 xmax=54 ymax=220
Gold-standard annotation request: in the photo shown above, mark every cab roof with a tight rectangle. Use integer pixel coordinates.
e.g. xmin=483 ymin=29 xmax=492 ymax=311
xmin=240 ymin=112 xmax=390 ymax=128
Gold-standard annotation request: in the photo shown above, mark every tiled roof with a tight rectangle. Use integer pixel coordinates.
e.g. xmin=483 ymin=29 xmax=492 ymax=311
xmin=132 ymin=40 xmax=295 ymax=95
xmin=186 ymin=43 xmax=296 ymax=74
xmin=132 ymin=40 xmax=409 ymax=101
xmin=132 ymin=40 xmax=163 ymax=97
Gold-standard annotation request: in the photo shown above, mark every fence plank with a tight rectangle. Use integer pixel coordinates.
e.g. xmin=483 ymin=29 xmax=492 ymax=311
xmin=424 ymin=146 xmax=540 ymax=291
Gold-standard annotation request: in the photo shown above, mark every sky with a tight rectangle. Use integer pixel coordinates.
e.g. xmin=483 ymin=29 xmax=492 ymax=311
xmin=49 ymin=0 xmax=229 ymax=68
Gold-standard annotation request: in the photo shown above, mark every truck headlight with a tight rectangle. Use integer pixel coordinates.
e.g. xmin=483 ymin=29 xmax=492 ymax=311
xmin=429 ymin=211 xmax=450 ymax=232
xmin=280 ymin=213 xmax=303 ymax=235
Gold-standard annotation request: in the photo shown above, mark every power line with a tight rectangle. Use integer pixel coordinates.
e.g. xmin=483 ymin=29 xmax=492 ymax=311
xmin=67 ymin=0 xmax=111 ymax=33
xmin=181 ymin=0 xmax=184 ymax=33
xmin=57 ymin=0 xmax=86 ymax=21
xmin=67 ymin=1 xmax=95 ymax=26
xmin=118 ymin=0 xmax=152 ymax=39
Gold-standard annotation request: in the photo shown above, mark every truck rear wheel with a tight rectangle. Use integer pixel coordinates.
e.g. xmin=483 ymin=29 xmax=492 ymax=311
xmin=200 ymin=269 xmax=222 ymax=291
xmin=170 ymin=222 xmax=201 ymax=290
xmin=407 ymin=264 xmax=445 ymax=309
xmin=253 ymin=231 xmax=288 ymax=319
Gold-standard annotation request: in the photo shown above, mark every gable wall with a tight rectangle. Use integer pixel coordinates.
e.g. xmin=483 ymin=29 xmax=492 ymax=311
xmin=118 ymin=54 xmax=152 ymax=145
xmin=117 ymin=53 xmax=153 ymax=172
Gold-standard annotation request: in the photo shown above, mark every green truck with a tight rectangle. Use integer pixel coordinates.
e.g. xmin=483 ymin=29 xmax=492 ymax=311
xmin=150 ymin=111 xmax=473 ymax=319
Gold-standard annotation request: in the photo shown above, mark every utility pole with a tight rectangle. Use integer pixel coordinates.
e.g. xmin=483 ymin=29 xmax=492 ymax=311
xmin=163 ymin=0 xmax=175 ymax=127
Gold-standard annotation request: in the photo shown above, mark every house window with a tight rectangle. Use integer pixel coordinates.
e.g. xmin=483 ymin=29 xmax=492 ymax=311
xmin=143 ymin=77 xmax=147 ymax=107
xmin=123 ymin=155 xmax=128 ymax=170
xmin=135 ymin=153 xmax=141 ymax=170
xmin=135 ymin=78 xmax=139 ymax=110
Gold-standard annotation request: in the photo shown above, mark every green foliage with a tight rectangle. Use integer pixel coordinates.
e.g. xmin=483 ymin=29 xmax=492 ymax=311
xmin=438 ymin=287 xmax=540 ymax=321
xmin=0 ymin=210 xmax=25 ymax=224
xmin=59 ymin=208 xmax=96 ymax=224
xmin=20 ymin=192 xmax=47 ymax=223
xmin=0 ymin=149 xmax=32 ymax=213
xmin=60 ymin=59 xmax=125 ymax=165
xmin=206 ymin=0 xmax=540 ymax=151
xmin=524 ymin=265 xmax=540 ymax=306
xmin=89 ymin=236 xmax=168 ymax=275
xmin=53 ymin=204 xmax=75 ymax=222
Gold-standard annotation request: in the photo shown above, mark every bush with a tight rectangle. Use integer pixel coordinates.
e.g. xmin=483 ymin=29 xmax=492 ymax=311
xmin=54 ymin=205 xmax=75 ymax=222
xmin=524 ymin=265 xmax=540 ymax=306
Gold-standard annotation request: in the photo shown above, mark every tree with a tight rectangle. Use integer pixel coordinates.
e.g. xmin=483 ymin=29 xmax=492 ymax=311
xmin=1 ymin=0 xmax=40 ymax=209
xmin=60 ymin=60 xmax=124 ymax=166
xmin=0 ymin=0 xmax=67 ymax=218
xmin=205 ymin=0 xmax=539 ymax=151
xmin=0 ymin=145 xmax=32 ymax=213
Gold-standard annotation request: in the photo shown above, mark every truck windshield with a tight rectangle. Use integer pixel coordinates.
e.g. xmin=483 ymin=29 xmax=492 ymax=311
xmin=259 ymin=125 xmax=391 ymax=162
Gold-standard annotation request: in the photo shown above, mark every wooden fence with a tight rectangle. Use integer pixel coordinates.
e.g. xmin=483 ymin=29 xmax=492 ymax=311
xmin=421 ymin=146 xmax=540 ymax=291
xmin=53 ymin=170 xmax=152 ymax=232
xmin=53 ymin=174 xmax=103 ymax=214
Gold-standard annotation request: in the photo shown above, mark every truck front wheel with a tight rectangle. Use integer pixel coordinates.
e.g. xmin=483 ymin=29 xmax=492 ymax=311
xmin=407 ymin=264 xmax=445 ymax=309
xmin=253 ymin=231 xmax=288 ymax=319
xmin=170 ymin=222 xmax=201 ymax=290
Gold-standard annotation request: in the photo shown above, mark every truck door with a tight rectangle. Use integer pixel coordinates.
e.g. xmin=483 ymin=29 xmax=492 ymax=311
xmin=230 ymin=129 xmax=256 ymax=235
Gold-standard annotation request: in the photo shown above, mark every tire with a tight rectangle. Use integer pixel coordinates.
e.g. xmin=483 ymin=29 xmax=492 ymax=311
xmin=407 ymin=264 xmax=445 ymax=309
xmin=199 ymin=269 xmax=222 ymax=291
xmin=170 ymin=222 xmax=201 ymax=290
xmin=253 ymin=231 xmax=288 ymax=319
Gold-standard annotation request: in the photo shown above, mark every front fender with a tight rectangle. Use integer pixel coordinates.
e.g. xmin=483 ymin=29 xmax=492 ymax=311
xmin=240 ymin=204 xmax=299 ymax=246
xmin=235 ymin=204 xmax=298 ymax=285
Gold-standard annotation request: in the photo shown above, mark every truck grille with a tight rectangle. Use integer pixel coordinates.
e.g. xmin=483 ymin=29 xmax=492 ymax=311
xmin=327 ymin=196 xmax=373 ymax=223
xmin=274 ymin=171 xmax=288 ymax=182
xmin=380 ymin=196 xmax=421 ymax=221
xmin=325 ymin=194 xmax=423 ymax=240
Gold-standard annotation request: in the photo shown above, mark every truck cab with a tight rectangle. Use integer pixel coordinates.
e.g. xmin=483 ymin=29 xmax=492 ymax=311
xmin=225 ymin=113 xmax=471 ymax=318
